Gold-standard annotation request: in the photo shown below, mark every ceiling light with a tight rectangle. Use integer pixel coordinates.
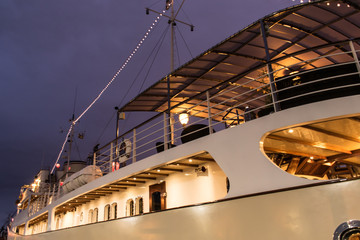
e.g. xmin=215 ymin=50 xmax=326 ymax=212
xmin=179 ymin=112 xmax=189 ymax=126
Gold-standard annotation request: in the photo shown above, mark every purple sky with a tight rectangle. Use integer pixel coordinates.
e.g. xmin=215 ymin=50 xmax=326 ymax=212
xmin=0 ymin=0 xmax=295 ymax=224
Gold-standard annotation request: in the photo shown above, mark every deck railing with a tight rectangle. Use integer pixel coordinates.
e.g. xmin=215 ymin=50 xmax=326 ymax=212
xmin=94 ymin=40 xmax=360 ymax=174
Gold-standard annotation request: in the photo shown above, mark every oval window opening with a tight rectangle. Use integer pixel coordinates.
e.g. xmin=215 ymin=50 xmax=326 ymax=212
xmin=261 ymin=114 xmax=360 ymax=180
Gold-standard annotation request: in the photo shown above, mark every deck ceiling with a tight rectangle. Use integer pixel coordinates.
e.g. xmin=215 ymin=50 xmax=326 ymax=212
xmin=56 ymin=152 xmax=214 ymax=214
xmin=120 ymin=0 xmax=360 ymax=122
xmin=264 ymin=114 xmax=360 ymax=177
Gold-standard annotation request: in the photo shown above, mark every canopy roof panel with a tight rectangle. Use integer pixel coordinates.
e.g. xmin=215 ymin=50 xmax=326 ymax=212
xmin=120 ymin=0 xmax=360 ymax=121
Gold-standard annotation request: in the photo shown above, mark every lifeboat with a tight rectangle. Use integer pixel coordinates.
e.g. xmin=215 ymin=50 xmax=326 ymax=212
xmin=62 ymin=165 xmax=102 ymax=194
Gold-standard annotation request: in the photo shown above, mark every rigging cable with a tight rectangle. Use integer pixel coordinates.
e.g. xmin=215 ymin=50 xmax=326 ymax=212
xmin=117 ymin=25 xmax=171 ymax=138
xmin=51 ymin=9 xmax=166 ymax=174
xmin=179 ymin=3 xmax=193 ymax=27
xmin=176 ymin=24 xmax=194 ymax=59
xmin=174 ymin=27 xmax=181 ymax=68
xmin=94 ymin=24 xmax=170 ymax=145
xmin=137 ymin=25 xmax=170 ymax=95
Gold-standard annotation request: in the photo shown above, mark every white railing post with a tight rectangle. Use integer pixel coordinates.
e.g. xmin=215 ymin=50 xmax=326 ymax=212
xmin=349 ymin=40 xmax=360 ymax=77
xmin=206 ymin=91 xmax=213 ymax=134
xmin=132 ymin=128 xmax=136 ymax=163
xmin=56 ymin=183 xmax=61 ymax=199
xmin=40 ymin=195 xmax=44 ymax=210
xmin=163 ymin=112 xmax=168 ymax=150
xmin=170 ymin=113 xmax=175 ymax=144
xmin=47 ymin=186 xmax=51 ymax=206
xmin=110 ymin=142 xmax=114 ymax=171
xmin=51 ymin=185 xmax=55 ymax=202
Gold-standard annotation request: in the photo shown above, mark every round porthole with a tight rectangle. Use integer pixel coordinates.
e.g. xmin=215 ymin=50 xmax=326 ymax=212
xmin=334 ymin=220 xmax=360 ymax=240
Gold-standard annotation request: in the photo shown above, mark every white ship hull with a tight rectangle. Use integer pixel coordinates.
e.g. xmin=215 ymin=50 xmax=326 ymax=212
xmin=9 ymin=178 xmax=360 ymax=240
xmin=9 ymin=95 xmax=360 ymax=239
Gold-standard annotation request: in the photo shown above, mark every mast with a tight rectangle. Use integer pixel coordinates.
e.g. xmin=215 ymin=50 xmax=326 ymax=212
xmin=147 ymin=0 xmax=194 ymax=147
xmin=170 ymin=1 xmax=175 ymax=72
xmin=66 ymin=114 xmax=75 ymax=179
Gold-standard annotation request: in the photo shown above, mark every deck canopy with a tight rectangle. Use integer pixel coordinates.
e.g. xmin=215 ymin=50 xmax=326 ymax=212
xmin=120 ymin=0 xmax=360 ymax=121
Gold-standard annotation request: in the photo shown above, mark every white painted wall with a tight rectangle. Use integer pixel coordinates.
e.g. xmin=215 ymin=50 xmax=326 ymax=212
xmin=57 ymin=161 xmax=227 ymax=228
xmin=166 ymin=162 xmax=227 ymax=208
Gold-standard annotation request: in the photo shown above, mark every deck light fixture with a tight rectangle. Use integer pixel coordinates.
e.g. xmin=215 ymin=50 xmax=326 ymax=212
xmin=179 ymin=112 xmax=189 ymax=126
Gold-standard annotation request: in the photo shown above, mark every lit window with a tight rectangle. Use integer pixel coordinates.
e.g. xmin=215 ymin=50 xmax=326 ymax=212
xmin=93 ymin=208 xmax=98 ymax=223
xmin=126 ymin=199 xmax=134 ymax=216
xmin=135 ymin=197 xmax=144 ymax=215
xmin=104 ymin=204 xmax=110 ymax=221
xmin=88 ymin=209 xmax=93 ymax=223
xmin=111 ymin=203 xmax=117 ymax=219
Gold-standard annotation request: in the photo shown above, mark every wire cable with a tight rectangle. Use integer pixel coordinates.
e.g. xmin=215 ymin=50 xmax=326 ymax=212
xmin=174 ymin=27 xmax=181 ymax=68
xmin=51 ymin=10 xmax=166 ymax=174
xmin=176 ymin=25 xmax=194 ymax=59
xmin=94 ymin=23 xmax=170 ymax=146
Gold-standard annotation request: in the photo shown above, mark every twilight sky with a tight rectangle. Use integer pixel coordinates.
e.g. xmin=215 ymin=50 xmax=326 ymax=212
xmin=0 ymin=0 xmax=295 ymax=225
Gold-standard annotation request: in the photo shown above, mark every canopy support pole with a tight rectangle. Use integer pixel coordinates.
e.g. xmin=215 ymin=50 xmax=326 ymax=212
xmin=163 ymin=112 xmax=168 ymax=150
xmin=206 ymin=91 xmax=213 ymax=134
xmin=132 ymin=128 xmax=136 ymax=163
xmin=350 ymin=40 xmax=360 ymax=77
xmin=260 ymin=20 xmax=280 ymax=112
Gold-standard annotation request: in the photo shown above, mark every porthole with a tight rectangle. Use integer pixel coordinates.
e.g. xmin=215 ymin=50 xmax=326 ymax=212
xmin=342 ymin=230 xmax=360 ymax=240
xmin=334 ymin=220 xmax=360 ymax=240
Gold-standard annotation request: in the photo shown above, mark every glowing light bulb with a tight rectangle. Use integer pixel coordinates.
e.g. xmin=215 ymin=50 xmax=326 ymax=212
xmin=179 ymin=112 xmax=189 ymax=126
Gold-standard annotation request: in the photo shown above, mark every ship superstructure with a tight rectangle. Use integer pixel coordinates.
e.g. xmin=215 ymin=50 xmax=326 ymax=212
xmin=8 ymin=0 xmax=360 ymax=239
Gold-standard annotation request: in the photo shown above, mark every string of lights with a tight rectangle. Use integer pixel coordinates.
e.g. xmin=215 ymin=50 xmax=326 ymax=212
xmin=291 ymin=0 xmax=350 ymax=6
xmin=50 ymin=9 xmax=166 ymax=174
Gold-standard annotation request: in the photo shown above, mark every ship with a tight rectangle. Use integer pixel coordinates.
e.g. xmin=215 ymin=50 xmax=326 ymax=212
xmin=7 ymin=0 xmax=360 ymax=239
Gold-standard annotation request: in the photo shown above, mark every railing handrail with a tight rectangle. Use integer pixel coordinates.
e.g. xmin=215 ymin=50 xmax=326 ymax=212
xmin=95 ymin=47 xmax=360 ymax=166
